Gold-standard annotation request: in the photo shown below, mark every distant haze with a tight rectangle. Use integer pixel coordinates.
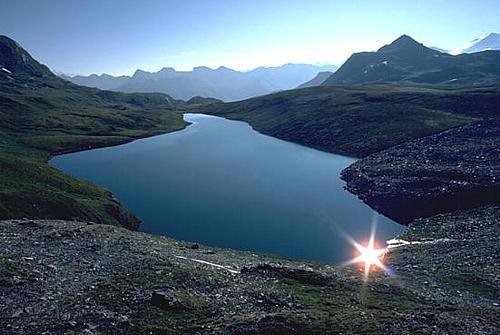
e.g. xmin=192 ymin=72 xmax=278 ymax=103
xmin=62 ymin=64 xmax=337 ymax=101
xmin=1 ymin=0 xmax=499 ymax=76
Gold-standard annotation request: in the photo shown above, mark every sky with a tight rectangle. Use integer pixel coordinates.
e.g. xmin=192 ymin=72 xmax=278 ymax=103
xmin=1 ymin=0 xmax=499 ymax=76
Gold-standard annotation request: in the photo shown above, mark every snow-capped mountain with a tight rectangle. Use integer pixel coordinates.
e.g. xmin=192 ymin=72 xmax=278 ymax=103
xmin=462 ymin=33 xmax=500 ymax=53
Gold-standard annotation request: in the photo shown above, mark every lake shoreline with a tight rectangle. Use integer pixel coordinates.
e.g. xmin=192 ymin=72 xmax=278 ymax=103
xmin=50 ymin=113 xmax=404 ymax=263
xmin=4 ymin=112 xmax=499 ymax=333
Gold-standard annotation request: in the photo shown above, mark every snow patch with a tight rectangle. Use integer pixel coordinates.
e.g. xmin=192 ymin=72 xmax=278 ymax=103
xmin=1 ymin=67 xmax=12 ymax=74
xmin=386 ymin=238 xmax=457 ymax=250
xmin=174 ymin=255 xmax=239 ymax=274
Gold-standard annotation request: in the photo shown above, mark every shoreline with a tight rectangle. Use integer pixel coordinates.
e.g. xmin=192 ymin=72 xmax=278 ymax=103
xmin=48 ymin=113 xmax=406 ymax=264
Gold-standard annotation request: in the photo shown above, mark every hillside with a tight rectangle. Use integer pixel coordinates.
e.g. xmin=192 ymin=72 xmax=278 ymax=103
xmin=297 ymin=71 xmax=333 ymax=88
xmin=63 ymin=64 xmax=337 ymax=101
xmin=0 ymin=35 xmax=188 ymax=228
xmin=321 ymin=35 xmax=500 ymax=86
xmin=201 ymin=84 xmax=500 ymax=157
xmin=200 ymin=84 xmax=500 ymax=224
xmin=342 ymin=120 xmax=500 ymax=223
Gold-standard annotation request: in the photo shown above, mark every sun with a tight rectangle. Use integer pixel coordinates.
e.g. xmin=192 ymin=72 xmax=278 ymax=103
xmin=340 ymin=216 xmax=388 ymax=280
xmin=351 ymin=237 xmax=387 ymax=279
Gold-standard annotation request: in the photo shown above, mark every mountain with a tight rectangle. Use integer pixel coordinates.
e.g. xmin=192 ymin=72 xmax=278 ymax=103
xmin=62 ymin=63 xmax=337 ymax=101
xmin=297 ymin=71 xmax=334 ymax=88
xmin=462 ymin=33 xmax=500 ymax=53
xmin=248 ymin=63 xmax=337 ymax=90
xmin=0 ymin=35 xmax=187 ymax=229
xmin=430 ymin=46 xmax=450 ymax=54
xmin=60 ymin=73 xmax=129 ymax=90
xmin=0 ymin=36 xmax=54 ymax=79
xmin=322 ymin=35 xmax=500 ymax=86
xmin=2 ymin=36 xmax=500 ymax=335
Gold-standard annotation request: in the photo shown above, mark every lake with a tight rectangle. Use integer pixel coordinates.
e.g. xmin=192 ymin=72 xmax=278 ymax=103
xmin=49 ymin=113 xmax=404 ymax=263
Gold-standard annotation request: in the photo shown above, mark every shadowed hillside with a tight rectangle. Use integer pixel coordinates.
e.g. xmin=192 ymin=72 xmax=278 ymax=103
xmin=0 ymin=35 xmax=188 ymax=228
xmin=322 ymin=35 xmax=500 ymax=86
xmin=201 ymin=84 xmax=500 ymax=157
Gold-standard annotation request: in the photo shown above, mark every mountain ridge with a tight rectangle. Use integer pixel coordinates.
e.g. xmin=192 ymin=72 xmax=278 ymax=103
xmin=322 ymin=34 xmax=500 ymax=86
xmin=297 ymin=71 xmax=334 ymax=88
xmin=463 ymin=32 xmax=500 ymax=53
xmin=62 ymin=63 xmax=338 ymax=101
xmin=0 ymin=35 xmax=54 ymax=79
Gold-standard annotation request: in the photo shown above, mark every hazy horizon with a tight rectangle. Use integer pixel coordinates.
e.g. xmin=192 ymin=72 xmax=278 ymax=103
xmin=1 ymin=0 xmax=499 ymax=76
xmin=59 ymin=62 xmax=337 ymax=78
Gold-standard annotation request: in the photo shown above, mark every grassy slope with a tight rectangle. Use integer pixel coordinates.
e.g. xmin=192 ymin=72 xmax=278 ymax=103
xmin=0 ymin=80 xmax=187 ymax=228
xmin=202 ymin=84 xmax=500 ymax=157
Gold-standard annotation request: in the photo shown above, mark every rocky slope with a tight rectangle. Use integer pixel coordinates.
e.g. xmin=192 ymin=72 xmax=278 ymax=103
xmin=341 ymin=120 xmax=499 ymax=223
xmin=1 ymin=207 xmax=498 ymax=334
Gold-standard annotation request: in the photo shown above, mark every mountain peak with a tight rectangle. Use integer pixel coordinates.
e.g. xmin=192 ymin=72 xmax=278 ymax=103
xmin=463 ymin=32 xmax=500 ymax=53
xmin=132 ymin=69 xmax=151 ymax=78
xmin=216 ymin=66 xmax=234 ymax=72
xmin=0 ymin=35 xmax=54 ymax=78
xmin=193 ymin=66 xmax=213 ymax=72
xmin=378 ymin=34 xmax=427 ymax=53
xmin=159 ymin=67 xmax=175 ymax=73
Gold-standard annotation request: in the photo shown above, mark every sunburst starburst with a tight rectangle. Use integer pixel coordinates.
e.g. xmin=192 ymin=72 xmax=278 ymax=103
xmin=341 ymin=215 xmax=389 ymax=281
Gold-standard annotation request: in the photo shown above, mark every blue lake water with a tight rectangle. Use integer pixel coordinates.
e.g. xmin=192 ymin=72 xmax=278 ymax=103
xmin=49 ymin=113 xmax=404 ymax=263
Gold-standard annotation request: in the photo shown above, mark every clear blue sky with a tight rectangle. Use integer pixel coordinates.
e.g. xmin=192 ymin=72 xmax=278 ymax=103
xmin=1 ymin=0 xmax=499 ymax=75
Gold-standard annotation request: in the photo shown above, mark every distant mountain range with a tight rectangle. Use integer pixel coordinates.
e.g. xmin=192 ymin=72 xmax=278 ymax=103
xmin=321 ymin=35 xmax=500 ymax=86
xmin=61 ymin=64 xmax=337 ymax=102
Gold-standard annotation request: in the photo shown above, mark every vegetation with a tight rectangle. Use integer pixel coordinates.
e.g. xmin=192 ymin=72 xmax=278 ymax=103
xmin=0 ymin=89 xmax=186 ymax=227
xmin=202 ymin=84 xmax=500 ymax=157
xmin=0 ymin=36 xmax=188 ymax=227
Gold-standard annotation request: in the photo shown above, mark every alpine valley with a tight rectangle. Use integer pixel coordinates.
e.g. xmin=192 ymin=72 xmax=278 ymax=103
xmin=0 ymin=31 xmax=499 ymax=335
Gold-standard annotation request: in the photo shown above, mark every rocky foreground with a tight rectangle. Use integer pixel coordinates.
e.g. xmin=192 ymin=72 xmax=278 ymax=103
xmin=1 ymin=206 xmax=499 ymax=334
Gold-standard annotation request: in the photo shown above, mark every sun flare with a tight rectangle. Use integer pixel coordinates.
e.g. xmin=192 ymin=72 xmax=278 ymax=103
xmin=351 ymin=237 xmax=387 ymax=279
xmin=341 ymin=216 xmax=389 ymax=280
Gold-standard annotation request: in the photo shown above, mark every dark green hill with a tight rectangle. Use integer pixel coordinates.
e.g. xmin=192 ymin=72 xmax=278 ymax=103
xmin=202 ymin=84 xmax=500 ymax=157
xmin=322 ymin=35 xmax=500 ymax=86
xmin=0 ymin=35 xmax=187 ymax=228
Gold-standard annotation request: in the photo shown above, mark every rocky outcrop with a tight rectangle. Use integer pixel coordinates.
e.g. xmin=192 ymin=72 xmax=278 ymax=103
xmin=341 ymin=120 xmax=500 ymax=223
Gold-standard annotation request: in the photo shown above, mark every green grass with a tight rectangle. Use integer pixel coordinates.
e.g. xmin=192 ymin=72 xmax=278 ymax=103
xmin=202 ymin=84 xmax=499 ymax=157
xmin=439 ymin=272 xmax=498 ymax=299
xmin=75 ymin=265 xmax=216 ymax=333
xmin=0 ymin=79 xmax=187 ymax=227
xmin=3 ymin=81 xmax=499 ymax=227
